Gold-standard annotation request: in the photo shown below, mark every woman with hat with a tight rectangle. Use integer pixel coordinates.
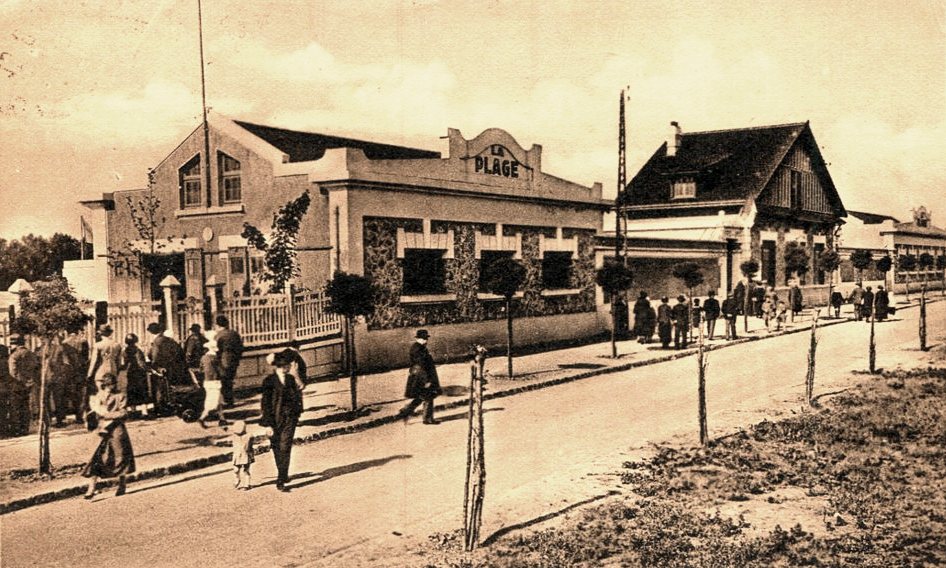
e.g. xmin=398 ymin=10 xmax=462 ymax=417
xmin=119 ymin=333 xmax=151 ymax=418
xmin=83 ymin=372 xmax=135 ymax=499
xmin=397 ymin=329 xmax=443 ymax=425
xmin=197 ymin=330 xmax=225 ymax=428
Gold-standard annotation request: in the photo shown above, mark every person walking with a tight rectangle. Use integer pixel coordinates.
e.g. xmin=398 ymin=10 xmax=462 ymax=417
xmin=671 ymin=295 xmax=690 ymax=350
xmin=850 ymin=283 xmax=864 ymax=321
xmin=120 ymin=334 xmax=151 ymax=418
xmin=721 ymin=292 xmax=739 ymax=340
xmin=830 ymin=290 xmax=844 ymax=319
xmin=691 ymin=298 xmax=703 ymax=342
xmin=8 ymin=334 xmax=40 ymax=432
xmin=259 ymin=351 xmax=303 ymax=492
xmin=632 ymin=291 xmax=651 ymax=342
xmin=789 ymin=282 xmax=804 ymax=321
xmin=862 ymin=286 xmax=875 ymax=322
xmin=752 ymin=283 xmax=766 ymax=317
xmin=63 ymin=327 xmax=90 ymax=424
xmin=83 ymin=372 xmax=136 ymax=499
xmin=397 ymin=329 xmax=443 ymax=425
xmin=146 ymin=323 xmax=184 ymax=414
xmin=183 ymin=324 xmax=206 ymax=386
xmin=214 ymin=315 xmax=244 ymax=407
xmin=733 ymin=280 xmax=747 ymax=318
xmin=42 ymin=337 xmax=74 ymax=427
xmin=198 ymin=331 xmax=226 ymax=428
xmin=703 ymin=290 xmax=720 ymax=340
xmin=657 ymin=297 xmax=673 ymax=349
xmin=229 ymin=419 xmax=254 ymax=490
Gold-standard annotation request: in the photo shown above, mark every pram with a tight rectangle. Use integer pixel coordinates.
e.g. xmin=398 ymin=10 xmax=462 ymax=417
xmin=164 ymin=369 xmax=205 ymax=423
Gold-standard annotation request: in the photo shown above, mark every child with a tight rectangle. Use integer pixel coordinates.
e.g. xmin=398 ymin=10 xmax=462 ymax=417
xmin=761 ymin=296 xmax=773 ymax=329
xmin=775 ymin=300 xmax=788 ymax=331
xmin=691 ymin=298 xmax=703 ymax=341
xmin=230 ymin=420 xmax=254 ymax=490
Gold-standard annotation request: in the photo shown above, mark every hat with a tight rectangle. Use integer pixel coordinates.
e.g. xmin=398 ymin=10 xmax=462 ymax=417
xmin=231 ymin=420 xmax=246 ymax=435
xmin=98 ymin=324 xmax=113 ymax=336
xmin=415 ymin=329 xmax=430 ymax=340
xmin=271 ymin=351 xmax=292 ymax=367
xmin=146 ymin=322 xmax=163 ymax=335
xmin=124 ymin=333 xmax=139 ymax=345
xmin=189 ymin=323 xmax=202 ymax=333
xmin=8 ymin=333 xmax=24 ymax=345
xmin=677 ymin=295 xmax=686 ymax=302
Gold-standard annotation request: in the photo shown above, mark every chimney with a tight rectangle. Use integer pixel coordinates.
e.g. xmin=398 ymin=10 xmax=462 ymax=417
xmin=667 ymin=121 xmax=682 ymax=157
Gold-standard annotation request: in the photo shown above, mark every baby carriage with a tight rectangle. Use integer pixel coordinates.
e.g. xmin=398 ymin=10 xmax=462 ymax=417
xmin=166 ymin=371 xmax=205 ymax=423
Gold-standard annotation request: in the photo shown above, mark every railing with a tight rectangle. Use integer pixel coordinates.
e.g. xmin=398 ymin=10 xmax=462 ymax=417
xmin=219 ymin=290 xmax=342 ymax=348
xmin=104 ymin=300 xmax=163 ymax=343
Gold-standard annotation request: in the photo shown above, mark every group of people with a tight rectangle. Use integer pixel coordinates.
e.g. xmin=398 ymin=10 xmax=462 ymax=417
xmin=631 ymin=290 xmax=732 ymax=350
xmin=847 ymin=283 xmax=892 ymax=322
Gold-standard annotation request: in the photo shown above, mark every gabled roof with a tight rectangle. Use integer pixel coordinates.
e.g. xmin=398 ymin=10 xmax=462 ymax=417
xmin=886 ymin=221 xmax=946 ymax=238
xmin=848 ymin=210 xmax=899 ymax=225
xmin=233 ymin=120 xmax=441 ymax=163
xmin=624 ymin=122 xmax=845 ymax=217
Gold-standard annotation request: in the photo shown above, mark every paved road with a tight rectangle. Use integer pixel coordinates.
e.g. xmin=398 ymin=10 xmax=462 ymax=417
xmin=4 ymin=302 xmax=943 ymax=568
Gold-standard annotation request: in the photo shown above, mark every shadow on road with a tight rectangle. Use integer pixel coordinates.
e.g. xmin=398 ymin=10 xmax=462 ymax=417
xmin=481 ymin=490 xmax=619 ymax=546
xmin=123 ymin=467 xmax=230 ymax=497
xmin=435 ymin=407 xmax=505 ymax=424
xmin=283 ymin=454 xmax=413 ymax=491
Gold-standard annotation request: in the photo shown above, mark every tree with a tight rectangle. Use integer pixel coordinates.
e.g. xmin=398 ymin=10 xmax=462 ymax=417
xmin=784 ymin=242 xmax=810 ymax=284
xmin=819 ymin=249 xmax=841 ymax=317
xmin=596 ymin=258 xmax=634 ymax=358
xmin=481 ymin=257 xmax=527 ymax=377
xmin=10 ymin=277 xmax=92 ymax=474
xmin=850 ymin=249 xmax=873 ymax=285
xmin=739 ymin=259 xmax=760 ymax=332
xmin=875 ymin=256 xmax=892 ymax=295
xmin=0 ymin=233 xmax=89 ymax=289
xmin=919 ymin=253 xmax=935 ymax=292
xmin=672 ymin=262 xmax=705 ymax=342
xmin=242 ymin=190 xmax=312 ymax=294
xmin=325 ymin=271 xmax=376 ymax=413
xmin=898 ymin=254 xmax=917 ymax=300
xmin=937 ymin=254 xmax=946 ymax=296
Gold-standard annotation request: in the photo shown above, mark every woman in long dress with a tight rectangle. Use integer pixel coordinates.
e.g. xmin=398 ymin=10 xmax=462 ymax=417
xmin=83 ymin=372 xmax=135 ymax=499
xmin=198 ymin=331 xmax=225 ymax=428
xmin=120 ymin=334 xmax=151 ymax=417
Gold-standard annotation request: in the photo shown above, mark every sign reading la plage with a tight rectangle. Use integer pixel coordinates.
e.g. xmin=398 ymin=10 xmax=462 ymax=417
xmin=474 ymin=144 xmax=521 ymax=178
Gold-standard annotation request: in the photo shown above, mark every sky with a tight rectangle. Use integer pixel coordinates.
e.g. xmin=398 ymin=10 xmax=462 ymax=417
xmin=1 ymin=0 xmax=944 ymax=239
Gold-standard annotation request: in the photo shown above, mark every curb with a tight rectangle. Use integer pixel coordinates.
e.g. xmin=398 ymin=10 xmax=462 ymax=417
xmin=0 ymin=307 xmax=921 ymax=515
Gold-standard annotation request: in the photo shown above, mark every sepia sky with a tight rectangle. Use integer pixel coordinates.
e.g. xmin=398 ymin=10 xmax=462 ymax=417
xmin=1 ymin=0 xmax=944 ymax=239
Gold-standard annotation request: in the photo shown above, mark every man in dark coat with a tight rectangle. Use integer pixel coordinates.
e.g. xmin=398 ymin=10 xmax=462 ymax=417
xmin=632 ymin=291 xmax=651 ymax=341
xmin=789 ymin=283 xmax=804 ymax=321
xmin=259 ymin=351 xmax=303 ymax=492
xmin=733 ymin=280 xmax=746 ymax=317
xmin=183 ymin=324 xmax=206 ymax=385
xmin=671 ymin=295 xmax=690 ymax=349
xmin=862 ymin=286 xmax=875 ymax=321
xmin=8 ymin=334 xmax=40 ymax=432
xmin=703 ymin=290 xmax=721 ymax=340
xmin=721 ymin=293 xmax=739 ymax=340
xmin=874 ymin=286 xmax=890 ymax=321
xmin=147 ymin=323 xmax=184 ymax=412
xmin=657 ymin=297 xmax=673 ymax=349
xmin=63 ymin=327 xmax=90 ymax=423
xmin=214 ymin=315 xmax=244 ymax=406
xmin=752 ymin=283 xmax=766 ymax=317
xmin=398 ymin=329 xmax=442 ymax=425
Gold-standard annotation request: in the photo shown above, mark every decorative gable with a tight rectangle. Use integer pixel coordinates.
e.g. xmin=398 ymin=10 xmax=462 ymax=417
xmin=756 ymin=138 xmax=838 ymax=217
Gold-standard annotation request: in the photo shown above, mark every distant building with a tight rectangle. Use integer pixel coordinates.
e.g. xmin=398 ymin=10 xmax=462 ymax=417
xmin=620 ymin=121 xmax=847 ymax=303
xmin=77 ymin=113 xmax=608 ymax=367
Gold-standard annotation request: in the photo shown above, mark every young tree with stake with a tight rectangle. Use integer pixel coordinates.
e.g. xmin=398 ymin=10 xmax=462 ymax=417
xmin=596 ymin=258 xmax=634 ymax=358
xmin=11 ymin=277 xmax=91 ymax=474
xmin=481 ymin=257 xmax=526 ymax=377
xmin=325 ymin=272 xmax=376 ymax=413
xmin=850 ymin=249 xmax=873 ymax=286
xmin=241 ymin=190 xmax=312 ymax=294
xmin=898 ymin=254 xmax=917 ymax=301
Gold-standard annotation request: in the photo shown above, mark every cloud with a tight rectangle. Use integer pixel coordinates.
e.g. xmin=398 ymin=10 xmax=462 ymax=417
xmin=29 ymin=80 xmax=253 ymax=146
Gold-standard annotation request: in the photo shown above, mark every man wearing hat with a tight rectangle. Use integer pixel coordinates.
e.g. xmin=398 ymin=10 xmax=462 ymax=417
xmin=183 ymin=323 xmax=207 ymax=386
xmin=671 ymin=295 xmax=690 ymax=350
xmin=8 ymin=334 xmax=39 ymax=435
xmin=147 ymin=322 xmax=185 ymax=413
xmin=259 ymin=350 xmax=303 ymax=492
xmin=397 ymin=329 xmax=443 ymax=425
xmin=88 ymin=324 xmax=122 ymax=385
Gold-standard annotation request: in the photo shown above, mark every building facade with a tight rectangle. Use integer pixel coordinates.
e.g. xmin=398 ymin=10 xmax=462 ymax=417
xmin=621 ymin=122 xmax=847 ymax=304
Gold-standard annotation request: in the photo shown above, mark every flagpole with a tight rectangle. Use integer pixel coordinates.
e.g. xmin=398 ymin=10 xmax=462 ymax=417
xmin=197 ymin=0 xmax=212 ymax=207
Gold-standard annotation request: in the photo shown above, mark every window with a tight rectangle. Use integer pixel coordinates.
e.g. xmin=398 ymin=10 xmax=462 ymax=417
xmin=402 ymin=249 xmax=446 ymax=295
xmin=179 ymin=156 xmax=202 ymax=208
xmin=790 ymin=170 xmax=803 ymax=210
xmin=813 ymin=243 xmax=825 ymax=285
xmin=218 ymin=152 xmax=242 ymax=204
xmin=761 ymin=240 xmax=777 ymax=287
xmin=542 ymin=251 xmax=573 ymax=289
xmin=229 ymin=256 xmax=245 ymax=275
xmin=479 ymin=250 xmax=515 ymax=292
xmin=671 ymin=178 xmax=696 ymax=199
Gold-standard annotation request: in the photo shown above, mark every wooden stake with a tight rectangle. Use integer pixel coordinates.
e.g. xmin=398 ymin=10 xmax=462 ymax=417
xmin=464 ymin=346 xmax=487 ymax=551
xmin=919 ymin=286 xmax=927 ymax=352
xmin=697 ymin=324 xmax=708 ymax=445
xmin=806 ymin=310 xmax=820 ymax=405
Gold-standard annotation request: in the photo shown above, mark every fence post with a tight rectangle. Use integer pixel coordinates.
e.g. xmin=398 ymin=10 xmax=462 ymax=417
xmin=205 ymin=275 xmax=223 ymax=325
xmin=286 ymin=286 xmax=297 ymax=343
xmin=159 ymin=275 xmax=181 ymax=340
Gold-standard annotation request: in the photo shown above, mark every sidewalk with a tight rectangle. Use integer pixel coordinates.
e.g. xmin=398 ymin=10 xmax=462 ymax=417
xmin=0 ymin=301 xmax=919 ymax=514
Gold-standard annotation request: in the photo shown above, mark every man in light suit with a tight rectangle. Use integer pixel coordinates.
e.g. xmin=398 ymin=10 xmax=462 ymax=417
xmin=259 ymin=351 xmax=303 ymax=492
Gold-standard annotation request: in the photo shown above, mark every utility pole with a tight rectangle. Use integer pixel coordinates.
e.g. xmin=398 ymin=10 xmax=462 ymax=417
xmin=197 ymin=0 xmax=212 ymax=207
xmin=615 ymin=88 xmax=628 ymax=260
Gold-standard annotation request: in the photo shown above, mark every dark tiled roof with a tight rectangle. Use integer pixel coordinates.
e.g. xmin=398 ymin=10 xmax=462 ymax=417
xmin=848 ymin=210 xmax=900 ymax=224
xmin=234 ymin=121 xmax=441 ymax=162
xmin=889 ymin=222 xmax=946 ymax=238
xmin=625 ymin=122 xmax=809 ymax=207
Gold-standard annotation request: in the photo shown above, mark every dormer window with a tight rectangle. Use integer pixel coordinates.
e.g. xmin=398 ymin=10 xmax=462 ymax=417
xmin=179 ymin=156 xmax=202 ymax=208
xmin=671 ymin=178 xmax=696 ymax=199
xmin=218 ymin=152 xmax=242 ymax=204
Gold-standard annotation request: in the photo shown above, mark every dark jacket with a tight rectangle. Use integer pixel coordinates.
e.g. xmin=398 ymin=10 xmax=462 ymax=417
xmin=184 ymin=333 xmax=206 ymax=370
xmin=215 ymin=328 xmax=244 ymax=371
xmin=721 ymin=297 xmax=739 ymax=317
xmin=733 ymin=282 xmax=746 ymax=314
xmin=657 ymin=303 xmax=672 ymax=324
xmin=671 ymin=303 xmax=690 ymax=327
xmin=259 ymin=372 xmax=303 ymax=431
xmin=149 ymin=335 xmax=186 ymax=386
xmin=703 ymin=298 xmax=720 ymax=319
xmin=404 ymin=341 xmax=442 ymax=399
xmin=789 ymin=286 xmax=804 ymax=312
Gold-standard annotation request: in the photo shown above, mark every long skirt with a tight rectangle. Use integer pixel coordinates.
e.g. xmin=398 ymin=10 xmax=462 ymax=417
xmin=82 ymin=422 xmax=136 ymax=478
xmin=201 ymin=379 xmax=222 ymax=418
xmin=124 ymin=369 xmax=150 ymax=407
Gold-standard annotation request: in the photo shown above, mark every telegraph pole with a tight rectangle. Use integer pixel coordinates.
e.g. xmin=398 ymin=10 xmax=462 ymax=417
xmin=615 ymin=88 xmax=627 ymax=259
xmin=197 ymin=0 xmax=212 ymax=206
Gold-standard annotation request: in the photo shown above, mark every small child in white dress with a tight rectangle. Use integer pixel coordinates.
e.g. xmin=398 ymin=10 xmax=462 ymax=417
xmin=230 ymin=420 xmax=254 ymax=490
